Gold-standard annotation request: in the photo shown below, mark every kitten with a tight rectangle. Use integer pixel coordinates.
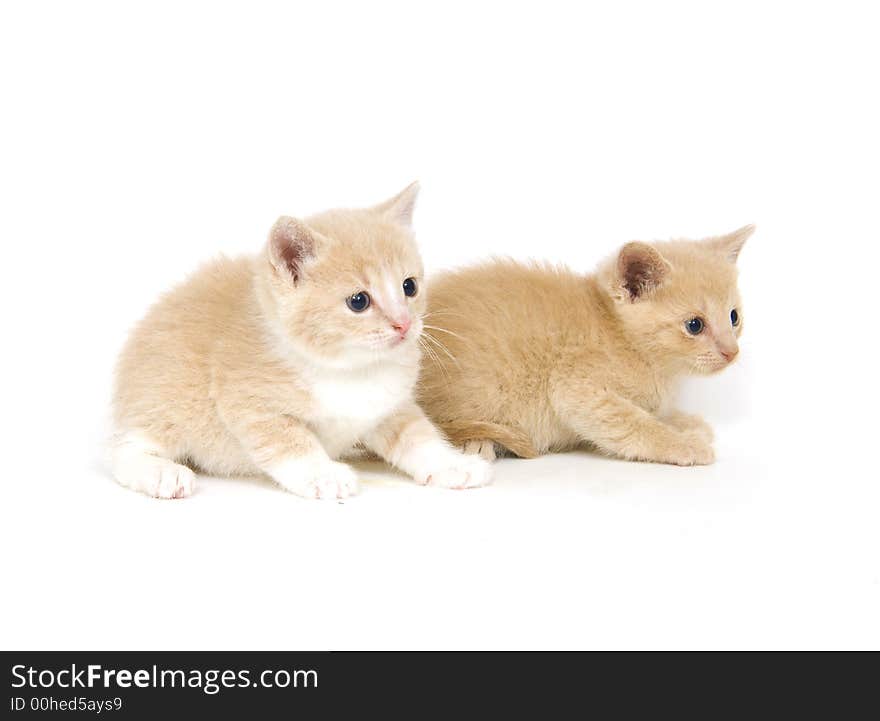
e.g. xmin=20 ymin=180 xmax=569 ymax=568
xmin=111 ymin=183 xmax=491 ymax=499
xmin=417 ymin=226 xmax=754 ymax=465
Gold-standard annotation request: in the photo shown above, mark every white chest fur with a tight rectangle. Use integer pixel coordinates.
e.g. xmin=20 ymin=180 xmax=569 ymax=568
xmin=301 ymin=361 xmax=417 ymax=457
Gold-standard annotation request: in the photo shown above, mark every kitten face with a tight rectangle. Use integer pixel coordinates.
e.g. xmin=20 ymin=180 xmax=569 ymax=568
xmin=609 ymin=225 xmax=753 ymax=375
xmin=262 ymin=183 xmax=427 ymax=367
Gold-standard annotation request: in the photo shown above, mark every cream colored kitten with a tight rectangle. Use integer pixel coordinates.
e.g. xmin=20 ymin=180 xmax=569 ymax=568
xmin=417 ymin=226 xmax=753 ymax=465
xmin=111 ymin=183 xmax=491 ymax=499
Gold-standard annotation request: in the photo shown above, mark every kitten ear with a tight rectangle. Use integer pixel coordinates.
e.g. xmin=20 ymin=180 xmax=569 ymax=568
xmin=267 ymin=216 xmax=317 ymax=283
xmin=708 ymin=224 xmax=755 ymax=263
xmin=616 ymin=242 xmax=672 ymax=302
xmin=372 ymin=181 xmax=420 ymax=228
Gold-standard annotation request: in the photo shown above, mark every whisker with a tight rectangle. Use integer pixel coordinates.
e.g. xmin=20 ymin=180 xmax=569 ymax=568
xmin=421 ymin=308 xmax=469 ymax=321
xmin=418 ymin=336 xmax=450 ymax=379
xmin=422 ymin=324 xmax=467 ymax=342
xmin=421 ymin=331 xmax=458 ymax=365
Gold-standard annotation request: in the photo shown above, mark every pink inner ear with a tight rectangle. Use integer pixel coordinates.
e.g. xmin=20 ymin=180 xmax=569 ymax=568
xmin=618 ymin=244 xmax=669 ymax=300
xmin=279 ymin=241 xmax=307 ymax=281
xmin=270 ymin=218 xmax=315 ymax=282
xmin=622 ymin=258 xmax=656 ymax=299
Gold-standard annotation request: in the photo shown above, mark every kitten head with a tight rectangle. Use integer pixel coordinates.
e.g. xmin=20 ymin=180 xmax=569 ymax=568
xmin=603 ymin=225 xmax=754 ymax=374
xmin=258 ymin=182 xmax=426 ymax=368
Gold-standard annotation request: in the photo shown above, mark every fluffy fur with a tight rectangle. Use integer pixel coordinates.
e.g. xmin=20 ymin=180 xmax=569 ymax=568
xmin=417 ymin=226 xmax=754 ymax=465
xmin=111 ymin=184 xmax=491 ymax=499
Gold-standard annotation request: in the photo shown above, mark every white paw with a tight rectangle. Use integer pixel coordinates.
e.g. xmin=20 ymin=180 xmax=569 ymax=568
xmin=154 ymin=463 xmax=196 ymax=499
xmin=271 ymin=456 xmax=360 ymax=500
xmin=111 ymin=433 xmax=196 ymax=499
xmin=415 ymin=449 xmax=493 ymax=490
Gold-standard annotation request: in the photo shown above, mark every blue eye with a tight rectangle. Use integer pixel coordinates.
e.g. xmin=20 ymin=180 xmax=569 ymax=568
xmin=346 ymin=292 xmax=370 ymax=312
xmin=730 ymin=308 xmax=739 ymax=326
xmin=403 ymin=277 xmax=418 ymax=297
xmin=686 ymin=317 xmax=704 ymax=335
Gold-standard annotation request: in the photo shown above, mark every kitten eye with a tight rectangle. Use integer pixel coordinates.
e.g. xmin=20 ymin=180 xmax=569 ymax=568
xmin=402 ymin=277 xmax=418 ymax=297
xmin=730 ymin=308 xmax=740 ymax=326
xmin=346 ymin=292 xmax=371 ymax=313
xmin=685 ymin=317 xmax=704 ymax=335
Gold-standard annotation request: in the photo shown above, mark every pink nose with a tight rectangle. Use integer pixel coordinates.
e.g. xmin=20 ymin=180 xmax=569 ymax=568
xmin=391 ymin=317 xmax=412 ymax=337
xmin=720 ymin=348 xmax=739 ymax=362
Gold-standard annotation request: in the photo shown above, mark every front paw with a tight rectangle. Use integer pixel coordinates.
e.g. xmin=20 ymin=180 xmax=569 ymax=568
xmin=415 ymin=452 xmax=493 ymax=490
xmin=662 ymin=430 xmax=716 ymax=466
xmin=272 ymin=457 xmax=360 ymax=500
xmin=665 ymin=411 xmax=714 ymax=444
xmin=462 ymin=438 xmax=497 ymax=461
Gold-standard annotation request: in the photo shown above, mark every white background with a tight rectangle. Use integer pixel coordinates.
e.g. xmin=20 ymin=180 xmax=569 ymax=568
xmin=1 ymin=1 xmax=878 ymax=650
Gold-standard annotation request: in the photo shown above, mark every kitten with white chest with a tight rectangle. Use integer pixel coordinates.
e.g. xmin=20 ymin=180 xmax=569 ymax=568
xmin=111 ymin=183 xmax=491 ymax=499
xmin=417 ymin=226 xmax=754 ymax=465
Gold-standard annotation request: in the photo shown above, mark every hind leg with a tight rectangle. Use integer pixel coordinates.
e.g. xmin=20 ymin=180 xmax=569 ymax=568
xmin=111 ymin=432 xmax=196 ymax=499
xmin=462 ymin=439 xmax=497 ymax=461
